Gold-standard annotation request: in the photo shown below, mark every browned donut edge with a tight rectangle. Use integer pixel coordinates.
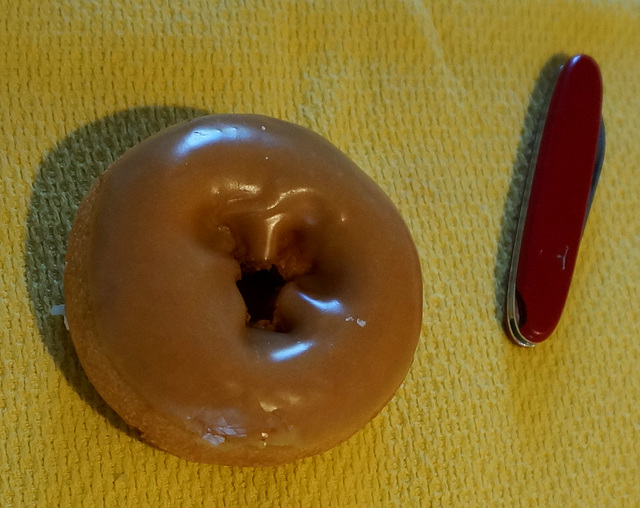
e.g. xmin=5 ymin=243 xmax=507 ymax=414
xmin=64 ymin=165 xmax=391 ymax=467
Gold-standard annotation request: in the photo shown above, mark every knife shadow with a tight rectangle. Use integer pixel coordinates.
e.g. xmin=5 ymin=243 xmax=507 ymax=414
xmin=24 ymin=106 xmax=208 ymax=434
xmin=493 ymin=54 xmax=567 ymax=329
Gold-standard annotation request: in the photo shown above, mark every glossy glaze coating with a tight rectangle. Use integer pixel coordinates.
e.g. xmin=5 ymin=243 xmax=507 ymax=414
xmin=65 ymin=114 xmax=422 ymax=465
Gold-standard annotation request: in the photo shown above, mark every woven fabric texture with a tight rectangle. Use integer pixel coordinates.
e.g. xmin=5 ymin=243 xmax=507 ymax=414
xmin=2 ymin=0 xmax=640 ymax=506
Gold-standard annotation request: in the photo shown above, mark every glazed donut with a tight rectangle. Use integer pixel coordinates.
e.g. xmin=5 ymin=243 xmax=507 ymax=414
xmin=64 ymin=114 xmax=422 ymax=466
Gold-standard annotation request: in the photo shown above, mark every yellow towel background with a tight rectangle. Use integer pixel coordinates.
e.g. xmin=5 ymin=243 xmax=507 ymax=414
xmin=2 ymin=0 xmax=639 ymax=506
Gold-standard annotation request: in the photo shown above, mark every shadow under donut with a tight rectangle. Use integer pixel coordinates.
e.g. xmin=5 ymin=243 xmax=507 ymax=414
xmin=24 ymin=106 xmax=208 ymax=432
xmin=493 ymin=54 xmax=568 ymax=330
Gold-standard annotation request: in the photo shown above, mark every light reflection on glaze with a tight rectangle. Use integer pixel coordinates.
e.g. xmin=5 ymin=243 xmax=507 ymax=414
xmin=298 ymin=293 xmax=344 ymax=315
xmin=259 ymin=400 xmax=279 ymax=412
xmin=174 ymin=125 xmax=247 ymax=158
xmin=265 ymin=187 xmax=314 ymax=211
xmin=270 ymin=340 xmax=314 ymax=362
xmin=225 ymin=182 xmax=261 ymax=195
xmin=263 ymin=213 xmax=285 ymax=260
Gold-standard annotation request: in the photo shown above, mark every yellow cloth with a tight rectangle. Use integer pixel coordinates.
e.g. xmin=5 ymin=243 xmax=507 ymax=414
xmin=2 ymin=0 xmax=639 ymax=505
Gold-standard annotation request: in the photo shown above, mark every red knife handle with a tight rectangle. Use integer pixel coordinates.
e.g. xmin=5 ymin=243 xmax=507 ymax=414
xmin=515 ymin=54 xmax=603 ymax=343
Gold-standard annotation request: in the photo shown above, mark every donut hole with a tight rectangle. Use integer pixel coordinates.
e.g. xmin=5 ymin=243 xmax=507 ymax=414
xmin=236 ymin=265 xmax=289 ymax=332
xmin=232 ymin=226 xmax=318 ymax=333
